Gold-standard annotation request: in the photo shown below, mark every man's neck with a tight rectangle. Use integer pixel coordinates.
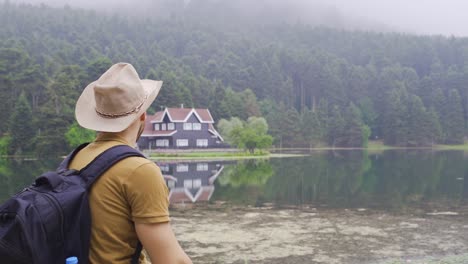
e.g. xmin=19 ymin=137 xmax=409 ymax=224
xmin=98 ymin=125 xmax=139 ymax=146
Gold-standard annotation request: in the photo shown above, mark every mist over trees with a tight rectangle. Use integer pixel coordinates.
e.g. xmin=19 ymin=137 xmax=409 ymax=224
xmin=1 ymin=1 xmax=468 ymax=155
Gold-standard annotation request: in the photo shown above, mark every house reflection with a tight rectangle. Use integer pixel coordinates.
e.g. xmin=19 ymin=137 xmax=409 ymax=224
xmin=158 ymin=162 xmax=224 ymax=203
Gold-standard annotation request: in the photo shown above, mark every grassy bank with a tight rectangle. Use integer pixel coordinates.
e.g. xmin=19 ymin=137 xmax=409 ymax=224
xmin=149 ymin=150 xmax=269 ymax=160
xmin=433 ymin=143 xmax=468 ymax=150
xmin=368 ymin=140 xmax=468 ymax=151
xmin=148 ymin=141 xmax=468 ymax=161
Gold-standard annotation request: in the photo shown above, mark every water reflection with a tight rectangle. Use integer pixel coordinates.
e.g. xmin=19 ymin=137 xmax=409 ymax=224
xmin=0 ymin=150 xmax=467 ymax=211
xmin=0 ymin=158 xmax=60 ymax=202
xmin=214 ymin=150 xmax=468 ymax=210
xmin=158 ymin=161 xmax=224 ymax=203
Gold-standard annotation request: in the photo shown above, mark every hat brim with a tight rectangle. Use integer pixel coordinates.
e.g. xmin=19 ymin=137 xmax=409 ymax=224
xmin=75 ymin=79 xmax=162 ymax=132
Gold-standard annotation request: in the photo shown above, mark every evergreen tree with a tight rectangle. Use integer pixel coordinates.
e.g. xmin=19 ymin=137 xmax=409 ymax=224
xmin=357 ymin=97 xmax=377 ymax=139
xmin=209 ymin=81 xmax=231 ymax=121
xmin=282 ymin=107 xmax=302 ymax=147
xmin=241 ymin=89 xmax=261 ymax=117
xmin=428 ymin=107 xmax=442 ymax=144
xmin=382 ymin=88 xmax=408 ymax=146
xmin=327 ymin=105 xmax=345 ymax=147
xmin=342 ymin=103 xmax=365 ymax=147
xmin=406 ymin=95 xmax=432 ymax=146
xmin=85 ymin=57 xmax=112 ymax=84
xmin=224 ymin=88 xmax=246 ymax=120
xmin=316 ymin=99 xmax=329 ymax=144
xmin=301 ymin=108 xmax=323 ymax=148
xmin=444 ymin=89 xmax=464 ymax=144
xmin=8 ymin=92 xmax=35 ymax=155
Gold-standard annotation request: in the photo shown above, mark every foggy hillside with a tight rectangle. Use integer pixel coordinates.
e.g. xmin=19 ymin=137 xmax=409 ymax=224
xmin=2 ymin=1 xmax=468 ymax=153
xmin=8 ymin=0 xmax=394 ymax=33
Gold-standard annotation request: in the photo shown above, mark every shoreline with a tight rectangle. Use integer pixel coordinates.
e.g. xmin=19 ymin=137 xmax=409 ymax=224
xmin=171 ymin=205 xmax=468 ymax=264
xmin=4 ymin=142 xmax=468 ymax=160
xmin=146 ymin=141 xmax=468 ymax=161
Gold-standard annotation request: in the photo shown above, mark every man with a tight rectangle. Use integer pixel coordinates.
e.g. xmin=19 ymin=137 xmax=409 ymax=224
xmin=70 ymin=62 xmax=192 ymax=264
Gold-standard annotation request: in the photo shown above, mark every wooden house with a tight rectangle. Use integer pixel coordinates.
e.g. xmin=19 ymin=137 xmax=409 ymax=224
xmin=138 ymin=107 xmax=224 ymax=149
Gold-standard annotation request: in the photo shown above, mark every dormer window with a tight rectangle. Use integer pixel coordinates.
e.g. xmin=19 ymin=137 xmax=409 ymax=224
xmin=183 ymin=123 xmax=192 ymax=130
xmin=193 ymin=123 xmax=201 ymax=130
xmin=161 ymin=123 xmax=167 ymax=130
xmin=154 ymin=124 xmax=160 ymax=131
xmin=168 ymin=123 xmax=175 ymax=130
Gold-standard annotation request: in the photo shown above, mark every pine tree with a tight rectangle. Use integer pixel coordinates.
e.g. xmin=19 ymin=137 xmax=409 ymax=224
xmin=301 ymin=108 xmax=322 ymax=148
xmin=85 ymin=57 xmax=112 ymax=84
xmin=407 ymin=95 xmax=432 ymax=146
xmin=316 ymin=99 xmax=329 ymax=143
xmin=209 ymin=81 xmax=231 ymax=121
xmin=342 ymin=103 xmax=365 ymax=147
xmin=444 ymin=89 xmax=464 ymax=144
xmin=428 ymin=107 xmax=442 ymax=144
xmin=282 ymin=107 xmax=302 ymax=147
xmin=382 ymin=88 xmax=408 ymax=146
xmin=241 ymin=89 xmax=261 ymax=117
xmin=9 ymin=92 xmax=35 ymax=154
xmin=327 ymin=105 xmax=345 ymax=147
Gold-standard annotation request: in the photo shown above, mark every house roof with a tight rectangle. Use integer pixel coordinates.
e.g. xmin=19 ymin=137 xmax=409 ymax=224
xmin=141 ymin=113 xmax=176 ymax=137
xmin=150 ymin=108 xmax=214 ymax=123
xmin=141 ymin=107 xmax=223 ymax=141
xmin=168 ymin=186 xmax=215 ymax=203
xmin=208 ymin=123 xmax=224 ymax=142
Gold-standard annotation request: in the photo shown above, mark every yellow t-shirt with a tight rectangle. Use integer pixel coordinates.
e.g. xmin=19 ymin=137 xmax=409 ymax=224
xmin=69 ymin=134 xmax=170 ymax=264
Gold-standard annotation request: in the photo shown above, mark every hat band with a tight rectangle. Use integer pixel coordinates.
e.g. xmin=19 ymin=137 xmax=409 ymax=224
xmin=95 ymin=95 xmax=148 ymax=119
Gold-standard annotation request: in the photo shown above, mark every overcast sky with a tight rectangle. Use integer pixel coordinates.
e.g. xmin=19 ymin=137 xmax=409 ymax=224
xmin=325 ymin=0 xmax=468 ymax=36
xmin=10 ymin=0 xmax=468 ymax=37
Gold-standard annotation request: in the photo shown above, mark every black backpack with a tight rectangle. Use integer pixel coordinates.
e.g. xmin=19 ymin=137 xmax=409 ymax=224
xmin=0 ymin=143 xmax=145 ymax=264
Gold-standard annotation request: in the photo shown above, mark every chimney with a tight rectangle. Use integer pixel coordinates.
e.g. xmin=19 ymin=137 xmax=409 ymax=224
xmin=180 ymin=104 xmax=184 ymax=108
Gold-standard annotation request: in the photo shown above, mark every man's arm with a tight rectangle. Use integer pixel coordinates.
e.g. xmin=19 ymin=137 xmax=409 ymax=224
xmin=135 ymin=221 xmax=192 ymax=264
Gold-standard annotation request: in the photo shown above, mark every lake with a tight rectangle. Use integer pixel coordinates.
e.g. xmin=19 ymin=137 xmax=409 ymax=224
xmin=1 ymin=150 xmax=468 ymax=263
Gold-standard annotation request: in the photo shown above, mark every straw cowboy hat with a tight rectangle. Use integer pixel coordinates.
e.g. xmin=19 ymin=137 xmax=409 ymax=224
xmin=75 ymin=62 xmax=162 ymax=132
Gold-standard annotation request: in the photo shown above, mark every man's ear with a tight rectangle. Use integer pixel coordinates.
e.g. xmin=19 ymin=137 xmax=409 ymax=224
xmin=140 ymin=112 xmax=147 ymax=121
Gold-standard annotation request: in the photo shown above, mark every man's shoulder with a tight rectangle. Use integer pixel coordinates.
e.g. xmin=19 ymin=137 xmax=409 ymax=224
xmin=118 ymin=155 xmax=156 ymax=170
xmin=115 ymin=156 xmax=162 ymax=178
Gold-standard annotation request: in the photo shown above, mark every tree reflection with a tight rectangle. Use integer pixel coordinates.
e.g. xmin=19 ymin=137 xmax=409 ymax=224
xmin=218 ymin=159 xmax=273 ymax=187
xmin=214 ymin=159 xmax=273 ymax=205
xmin=0 ymin=158 xmax=59 ymax=203
xmin=0 ymin=151 xmax=466 ymax=211
xmin=213 ymin=150 xmax=467 ymax=210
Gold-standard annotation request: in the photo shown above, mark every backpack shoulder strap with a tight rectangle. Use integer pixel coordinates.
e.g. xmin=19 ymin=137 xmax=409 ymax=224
xmin=72 ymin=145 xmax=145 ymax=189
xmin=80 ymin=145 xmax=147 ymax=261
xmin=57 ymin=142 xmax=90 ymax=173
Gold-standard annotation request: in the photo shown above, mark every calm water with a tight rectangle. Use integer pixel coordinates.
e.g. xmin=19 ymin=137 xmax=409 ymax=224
xmin=1 ymin=150 xmax=467 ymax=212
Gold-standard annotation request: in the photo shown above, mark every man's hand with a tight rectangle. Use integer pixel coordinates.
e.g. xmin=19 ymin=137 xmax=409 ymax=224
xmin=135 ymin=222 xmax=192 ymax=264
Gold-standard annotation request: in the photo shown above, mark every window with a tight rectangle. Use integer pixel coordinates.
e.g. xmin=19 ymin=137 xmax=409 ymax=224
xmin=197 ymin=163 xmax=208 ymax=171
xmin=183 ymin=123 xmax=192 ymax=130
xmin=161 ymin=123 xmax=167 ymax=131
xmin=184 ymin=179 xmax=201 ymax=189
xmin=193 ymin=123 xmax=201 ymax=130
xmin=183 ymin=179 xmax=192 ymax=188
xmin=193 ymin=179 xmax=202 ymax=188
xmin=156 ymin=139 xmax=169 ymax=147
xmin=177 ymin=164 xmax=189 ymax=172
xmin=168 ymin=123 xmax=175 ymax=130
xmin=154 ymin=124 xmax=160 ymax=131
xmin=177 ymin=139 xmax=189 ymax=147
xmin=167 ymin=180 xmax=176 ymax=189
xmin=159 ymin=164 xmax=170 ymax=172
xmin=196 ymin=139 xmax=208 ymax=147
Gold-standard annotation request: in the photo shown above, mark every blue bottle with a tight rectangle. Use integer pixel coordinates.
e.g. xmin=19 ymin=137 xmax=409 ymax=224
xmin=66 ymin=256 xmax=78 ymax=264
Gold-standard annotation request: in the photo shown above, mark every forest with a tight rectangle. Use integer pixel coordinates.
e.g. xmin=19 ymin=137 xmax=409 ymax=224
xmin=1 ymin=0 xmax=468 ymax=155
